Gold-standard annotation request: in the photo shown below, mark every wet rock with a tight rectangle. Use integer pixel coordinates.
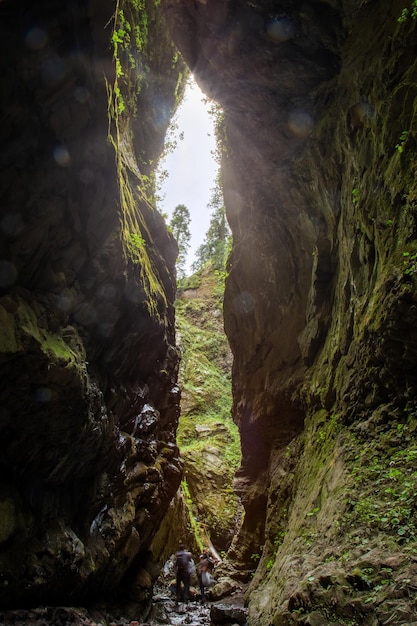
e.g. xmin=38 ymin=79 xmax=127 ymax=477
xmin=210 ymin=604 xmax=248 ymax=625
xmin=208 ymin=577 xmax=239 ymax=601
xmin=301 ymin=611 xmax=330 ymax=626
xmin=148 ymin=601 xmax=169 ymax=623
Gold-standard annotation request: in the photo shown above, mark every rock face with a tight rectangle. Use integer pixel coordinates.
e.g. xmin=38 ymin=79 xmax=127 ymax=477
xmin=0 ymin=0 xmax=186 ymax=614
xmin=162 ymin=1 xmax=417 ymax=624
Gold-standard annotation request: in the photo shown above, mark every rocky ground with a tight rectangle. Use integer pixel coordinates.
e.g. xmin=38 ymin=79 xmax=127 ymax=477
xmin=0 ymin=562 xmax=248 ymax=626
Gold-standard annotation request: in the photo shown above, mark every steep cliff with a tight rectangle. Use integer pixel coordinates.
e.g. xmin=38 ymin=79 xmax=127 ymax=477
xmin=162 ymin=1 xmax=417 ymax=623
xmin=0 ymin=0 xmax=186 ymax=615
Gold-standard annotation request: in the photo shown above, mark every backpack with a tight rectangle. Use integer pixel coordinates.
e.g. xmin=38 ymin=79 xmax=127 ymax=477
xmin=176 ymin=551 xmax=190 ymax=573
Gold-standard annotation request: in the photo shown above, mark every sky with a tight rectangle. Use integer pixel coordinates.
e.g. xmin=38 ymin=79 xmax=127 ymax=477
xmin=156 ymin=78 xmax=218 ymax=274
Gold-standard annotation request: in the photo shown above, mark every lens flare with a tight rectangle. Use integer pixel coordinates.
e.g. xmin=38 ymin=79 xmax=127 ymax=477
xmin=53 ymin=145 xmax=71 ymax=167
xmin=25 ymin=26 xmax=48 ymax=50
xmin=266 ymin=18 xmax=295 ymax=43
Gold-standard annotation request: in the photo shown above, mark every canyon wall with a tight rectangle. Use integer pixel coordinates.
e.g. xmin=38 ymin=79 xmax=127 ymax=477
xmin=163 ymin=1 xmax=417 ymax=623
xmin=0 ymin=0 xmax=186 ymax=615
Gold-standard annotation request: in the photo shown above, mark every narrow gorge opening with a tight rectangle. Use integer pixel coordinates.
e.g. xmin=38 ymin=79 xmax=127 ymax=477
xmin=156 ymin=78 xmax=218 ymax=275
xmin=154 ymin=76 xmax=242 ymax=572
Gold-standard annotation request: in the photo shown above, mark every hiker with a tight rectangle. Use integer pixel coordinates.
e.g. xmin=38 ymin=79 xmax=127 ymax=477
xmin=175 ymin=544 xmax=193 ymax=602
xmin=197 ymin=552 xmax=213 ymax=602
xmin=205 ymin=549 xmax=216 ymax=572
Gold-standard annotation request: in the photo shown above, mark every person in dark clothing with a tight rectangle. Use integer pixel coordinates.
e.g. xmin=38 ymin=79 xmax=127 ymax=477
xmin=197 ymin=553 xmax=209 ymax=602
xmin=175 ymin=545 xmax=193 ymax=602
xmin=197 ymin=551 xmax=215 ymax=601
xmin=206 ymin=550 xmax=216 ymax=572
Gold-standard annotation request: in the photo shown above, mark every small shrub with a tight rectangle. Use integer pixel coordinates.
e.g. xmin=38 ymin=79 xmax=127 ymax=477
xmin=398 ymin=0 xmax=417 ymax=22
xmin=403 ymin=251 xmax=417 ymax=276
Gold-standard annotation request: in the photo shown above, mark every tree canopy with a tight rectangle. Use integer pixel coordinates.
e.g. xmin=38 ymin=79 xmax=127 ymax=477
xmin=169 ymin=203 xmax=191 ymax=279
xmin=192 ymin=176 xmax=231 ymax=273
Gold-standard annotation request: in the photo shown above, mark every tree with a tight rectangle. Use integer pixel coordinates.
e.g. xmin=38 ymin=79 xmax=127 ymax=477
xmin=169 ymin=204 xmax=191 ymax=279
xmin=192 ymin=175 xmax=231 ymax=273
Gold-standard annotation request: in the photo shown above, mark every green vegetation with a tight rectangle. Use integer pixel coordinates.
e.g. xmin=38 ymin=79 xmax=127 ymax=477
xmin=204 ymin=98 xmax=227 ymax=163
xmin=398 ymin=0 xmax=417 ymax=22
xmin=176 ymin=308 xmax=230 ymax=380
xmin=191 ymin=173 xmax=232 ymax=275
xmin=169 ymin=204 xmax=191 ymax=279
xmin=395 ymin=130 xmax=409 ymax=153
xmin=184 ymin=170 xmax=232 ymax=309
xmin=176 ymin=95 xmax=232 ymax=280
xmin=176 ymin=267 xmax=240 ymax=547
xmin=17 ymin=299 xmax=80 ymax=366
xmin=110 ymin=2 xmax=148 ymax=115
xmin=403 ymin=250 xmax=417 ymax=276
xmin=106 ymin=1 xmax=188 ymax=318
xmin=178 ymin=272 xmax=202 ymax=291
xmin=126 ymin=232 xmax=146 ymax=262
xmin=250 ymin=552 xmax=261 ymax=564
xmin=265 ymin=530 xmax=287 ymax=571
xmin=306 ymin=506 xmax=320 ymax=518
xmin=176 ymin=288 xmax=239 ymax=464
xmin=342 ymin=414 xmax=417 ymax=545
xmin=107 ymin=3 xmax=163 ymax=313
xmin=181 ymin=479 xmax=204 ymax=551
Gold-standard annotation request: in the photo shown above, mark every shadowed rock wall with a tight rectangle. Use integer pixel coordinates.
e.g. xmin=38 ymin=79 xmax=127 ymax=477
xmin=163 ymin=0 xmax=341 ymax=564
xmin=0 ymin=0 xmax=186 ymax=614
xmin=162 ymin=1 xmax=417 ymax=623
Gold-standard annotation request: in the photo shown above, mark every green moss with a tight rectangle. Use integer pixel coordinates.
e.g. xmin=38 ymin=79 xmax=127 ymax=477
xmin=398 ymin=0 xmax=417 ymax=23
xmin=181 ymin=479 xmax=204 ymax=551
xmin=180 ymin=417 xmax=240 ymax=468
xmin=17 ymin=301 xmax=77 ymax=365
xmin=342 ymin=415 xmax=417 ymax=544
xmin=106 ymin=1 xmax=188 ymax=319
xmin=176 ymin=300 xmax=231 ymax=375
xmin=0 ymin=299 xmax=86 ymax=384
xmin=110 ymin=122 xmax=168 ymax=317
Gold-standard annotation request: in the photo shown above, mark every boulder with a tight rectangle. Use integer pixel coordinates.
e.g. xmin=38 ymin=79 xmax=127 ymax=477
xmin=210 ymin=603 xmax=248 ymax=625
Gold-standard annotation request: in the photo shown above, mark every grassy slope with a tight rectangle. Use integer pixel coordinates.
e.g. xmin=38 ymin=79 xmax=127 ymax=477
xmin=175 ymin=266 xmax=241 ymax=551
